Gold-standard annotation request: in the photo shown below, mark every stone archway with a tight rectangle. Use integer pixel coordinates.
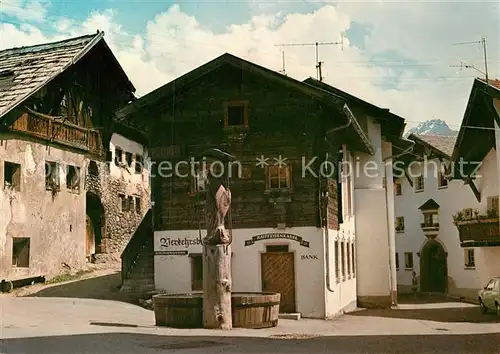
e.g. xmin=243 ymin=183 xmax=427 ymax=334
xmin=86 ymin=192 xmax=106 ymax=259
xmin=419 ymin=239 xmax=447 ymax=293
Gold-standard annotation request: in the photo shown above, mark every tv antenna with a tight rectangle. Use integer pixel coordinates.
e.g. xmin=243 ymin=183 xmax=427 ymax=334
xmin=274 ymin=33 xmax=344 ymax=82
xmin=450 ymin=37 xmax=489 ymax=82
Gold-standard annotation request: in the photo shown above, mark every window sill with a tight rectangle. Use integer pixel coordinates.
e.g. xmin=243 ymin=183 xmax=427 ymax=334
xmin=464 ymin=266 xmax=476 ymax=270
xmin=438 ymin=185 xmax=448 ymax=190
xmin=395 ymin=230 xmax=405 ymax=234
xmin=67 ymin=188 xmax=81 ymax=195
xmin=414 ymin=189 xmax=424 ymax=193
xmin=404 ymin=268 xmax=414 ymax=271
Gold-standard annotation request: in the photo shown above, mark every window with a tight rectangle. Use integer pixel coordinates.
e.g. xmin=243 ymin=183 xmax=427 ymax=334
xmin=394 ymin=182 xmax=402 ymax=196
xmin=335 ymin=241 xmax=339 ymax=281
xmin=135 ymin=155 xmax=143 ymax=174
xmin=12 ymin=237 xmax=30 ymax=268
xmin=423 ymin=212 xmax=438 ymax=227
xmin=88 ymin=161 xmax=99 ymax=177
xmin=395 ymin=217 xmax=405 ymax=232
xmin=351 ymin=243 xmax=355 ymax=277
xmin=404 ymin=252 xmax=413 ymax=270
xmin=341 ymin=242 xmax=345 ymax=278
xmin=128 ymin=196 xmax=134 ymax=210
xmin=438 ymin=171 xmax=448 ymax=188
xmin=125 ymin=152 xmax=133 ymax=167
xmin=464 ymin=248 xmax=475 ymax=268
xmin=415 ymin=175 xmax=424 ymax=191
xmin=4 ymin=161 xmax=21 ymax=191
xmin=395 ymin=252 xmax=399 ymax=270
xmin=346 ymin=243 xmax=351 ymax=276
xmin=487 ymin=196 xmax=499 ymax=217
xmin=191 ymin=254 xmax=203 ymax=291
xmin=266 ymin=165 xmax=291 ymax=190
xmin=224 ymin=101 xmax=248 ymax=127
xmin=135 ymin=196 xmax=141 ymax=213
xmin=119 ymin=193 xmax=127 ymax=211
xmin=45 ymin=161 xmax=60 ymax=191
xmin=266 ymin=245 xmax=289 ymax=252
xmin=115 ymin=147 xmax=123 ymax=165
xmin=66 ymin=165 xmax=80 ymax=192
xmin=192 ymin=169 xmax=208 ymax=193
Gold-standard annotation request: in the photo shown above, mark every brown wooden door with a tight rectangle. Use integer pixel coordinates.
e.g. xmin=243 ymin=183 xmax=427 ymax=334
xmin=85 ymin=215 xmax=94 ymax=257
xmin=261 ymin=252 xmax=296 ymax=313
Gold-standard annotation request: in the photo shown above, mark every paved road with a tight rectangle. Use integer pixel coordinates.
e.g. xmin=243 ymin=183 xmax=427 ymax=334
xmin=1 ymin=297 xmax=499 ymax=353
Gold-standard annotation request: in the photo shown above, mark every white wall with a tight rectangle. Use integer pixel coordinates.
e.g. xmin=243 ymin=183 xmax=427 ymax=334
xmin=352 ymin=118 xmax=392 ymax=307
xmin=154 ymin=226 xmax=346 ymax=319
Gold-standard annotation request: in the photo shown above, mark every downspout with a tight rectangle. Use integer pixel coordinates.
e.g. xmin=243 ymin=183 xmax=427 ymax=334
xmin=323 ymin=110 xmax=352 ymax=293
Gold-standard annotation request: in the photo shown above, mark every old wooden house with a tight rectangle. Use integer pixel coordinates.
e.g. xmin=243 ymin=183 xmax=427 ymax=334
xmin=117 ymin=53 xmax=407 ymax=318
xmin=0 ymin=32 xmax=150 ymax=287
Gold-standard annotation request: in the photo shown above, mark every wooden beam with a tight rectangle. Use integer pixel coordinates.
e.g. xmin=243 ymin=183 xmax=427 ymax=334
xmin=466 ymin=178 xmax=481 ymax=203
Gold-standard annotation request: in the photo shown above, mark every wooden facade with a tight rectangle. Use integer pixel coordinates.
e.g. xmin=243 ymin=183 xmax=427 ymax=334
xmin=119 ymin=56 xmax=364 ymax=233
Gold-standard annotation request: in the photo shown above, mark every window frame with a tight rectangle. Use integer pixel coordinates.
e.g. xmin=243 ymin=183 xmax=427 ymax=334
xmin=223 ymin=100 xmax=249 ymax=128
xmin=415 ymin=175 xmax=424 ymax=192
xmin=4 ymin=161 xmax=21 ymax=191
xmin=464 ymin=248 xmax=475 ymax=268
xmin=265 ymin=164 xmax=292 ymax=191
xmin=45 ymin=161 xmax=60 ymax=191
xmin=404 ymin=252 xmax=414 ymax=270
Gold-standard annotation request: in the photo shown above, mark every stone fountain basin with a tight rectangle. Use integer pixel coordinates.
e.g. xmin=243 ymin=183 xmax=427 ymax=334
xmin=152 ymin=292 xmax=280 ymax=329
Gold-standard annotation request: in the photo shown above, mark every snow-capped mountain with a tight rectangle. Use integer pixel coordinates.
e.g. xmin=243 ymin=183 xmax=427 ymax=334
xmin=407 ymin=119 xmax=458 ymax=137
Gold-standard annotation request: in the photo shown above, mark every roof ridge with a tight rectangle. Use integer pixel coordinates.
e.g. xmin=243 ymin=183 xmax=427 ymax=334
xmin=0 ymin=32 xmax=101 ymax=56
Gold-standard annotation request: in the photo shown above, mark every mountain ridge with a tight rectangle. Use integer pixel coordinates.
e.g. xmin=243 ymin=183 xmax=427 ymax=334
xmin=407 ymin=119 xmax=458 ymax=137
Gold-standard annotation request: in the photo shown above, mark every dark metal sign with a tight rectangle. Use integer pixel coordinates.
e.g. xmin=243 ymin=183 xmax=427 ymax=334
xmin=244 ymin=233 xmax=310 ymax=248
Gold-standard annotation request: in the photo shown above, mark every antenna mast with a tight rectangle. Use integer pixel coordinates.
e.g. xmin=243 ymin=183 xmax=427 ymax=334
xmin=275 ymin=33 xmax=344 ymax=82
xmin=451 ymin=37 xmax=489 ymax=82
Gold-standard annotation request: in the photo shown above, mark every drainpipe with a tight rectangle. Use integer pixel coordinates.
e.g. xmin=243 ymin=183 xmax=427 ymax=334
xmin=323 ymin=111 xmax=352 ymax=293
xmin=382 ymin=137 xmax=415 ymax=162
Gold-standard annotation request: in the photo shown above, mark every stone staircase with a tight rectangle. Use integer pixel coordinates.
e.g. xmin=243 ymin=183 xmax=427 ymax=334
xmin=120 ymin=210 xmax=155 ymax=295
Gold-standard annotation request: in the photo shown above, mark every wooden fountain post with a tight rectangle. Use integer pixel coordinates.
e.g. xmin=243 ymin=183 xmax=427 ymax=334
xmin=201 ymin=149 xmax=234 ymax=330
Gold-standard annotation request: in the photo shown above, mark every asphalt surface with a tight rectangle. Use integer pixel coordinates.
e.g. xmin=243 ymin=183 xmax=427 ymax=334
xmin=1 ymin=296 xmax=500 ymax=353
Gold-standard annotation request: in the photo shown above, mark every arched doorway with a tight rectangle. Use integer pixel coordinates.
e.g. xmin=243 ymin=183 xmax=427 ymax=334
xmin=86 ymin=192 xmax=105 ymax=259
xmin=419 ymin=239 xmax=447 ymax=293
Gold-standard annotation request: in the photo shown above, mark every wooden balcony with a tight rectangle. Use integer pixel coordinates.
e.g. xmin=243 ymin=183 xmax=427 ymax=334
xmin=9 ymin=111 xmax=103 ymax=154
xmin=454 ymin=218 xmax=500 ymax=247
xmin=421 ymin=222 xmax=439 ymax=232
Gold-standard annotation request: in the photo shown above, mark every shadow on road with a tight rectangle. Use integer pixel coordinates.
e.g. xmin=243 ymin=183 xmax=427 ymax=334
xmin=2 ymin=332 xmax=500 ymax=353
xmin=348 ymin=305 xmax=500 ymax=324
xmin=22 ymin=272 xmax=137 ymax=304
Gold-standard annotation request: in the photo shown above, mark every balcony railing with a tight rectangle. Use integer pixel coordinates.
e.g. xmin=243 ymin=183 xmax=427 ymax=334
xmin=421 ymin=222 xmax=439 ymax=229
xmin=454 ymin=218 xmax=500 ymax=247
xmin=10 ymin=111 xmax=102 ymax=154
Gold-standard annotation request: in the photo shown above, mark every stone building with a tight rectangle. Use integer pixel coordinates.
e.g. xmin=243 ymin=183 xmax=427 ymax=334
xmin=0 ymin=32 xmax=150 ymax=286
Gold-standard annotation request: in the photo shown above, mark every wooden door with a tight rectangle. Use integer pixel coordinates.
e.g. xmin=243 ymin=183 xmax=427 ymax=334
xmin=261 ymin=252 xmax=296 ymax=313
xmin=85 ymin=215 xmax=94 ymax=257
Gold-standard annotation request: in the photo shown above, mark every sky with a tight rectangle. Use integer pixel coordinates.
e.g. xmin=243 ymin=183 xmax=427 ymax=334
xmin=1 ymin=0 xmax=499 ymax=131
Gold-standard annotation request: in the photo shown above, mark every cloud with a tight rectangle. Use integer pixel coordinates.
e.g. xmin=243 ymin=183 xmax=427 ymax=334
xmin=2 ymin=0 xmax=51 ymax=22
xmin=1 ymin=2 xmax=499 ymax=131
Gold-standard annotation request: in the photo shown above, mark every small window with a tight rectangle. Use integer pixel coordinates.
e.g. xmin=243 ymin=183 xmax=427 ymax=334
xmin=88 ymin=161 xmax=99 ymax=177
xmin=335 ymin=241 xmax=339 ymax=281
xmin=119 ymin=193 xmax=127 ymax=212
xmin=135 ymin=196 xmax=141 ymax=213
xmin=66 ymin=165 xmax=80 ymax=192
xmin=12 ymin=237 xmax=30 ymax=268
xmin=438 ymin=171 xmax=448 ymax=188
xmin=266 ymin=165 xmax=291 ymax=190
xmin=192 ymin=170 xmax=208 ymax=193
xmin=4 ymin=161 xmax=21 ymax=191
xmin=190 ymin=254 xmax=203 ymax=291
xmin=128 ymin=196 xmax=134 ymax=210
xmin=341 ymin=242 xmax=346 ymax=278
xmin=135 ymin=155 xmax=143 ymax=174
xmin=395 ymin=252 xmax=399 ymax=270
xmin=45 ymin=161 xmax=60 ymax=191
xmin=346 ymin=243 xmax=351 ymax=276
xmin=266 ymin=245 xmax=289 ymax=252
xmin=415 ymin=175 xmax=424 ymax=192
xmin=125 ymin=152 xmax=133 ymax=167
xmin=464 ymin=248 xmax=475 ymax=268
xmin=395 ymin=217 xmax=405 ymax=232
xmin=224 ymin=102 xmax=248 ymax=127
xmin=404 ymin=252 xmax=413 ymax=269
xmin=394 ymin=182 xmax=402 ymax=196
xmin=351 ymin=243 xmax=355 ymax=276
xmin=423 ymin=212 xmax=438 ymax=227
xmin=115 ymin=148 xmax=123 ymax=165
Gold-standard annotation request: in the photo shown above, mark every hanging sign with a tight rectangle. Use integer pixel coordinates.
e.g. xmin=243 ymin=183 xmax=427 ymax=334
xmin=244 ymin=233 xmax=310 ymax=248
xmin=159 ymin=237 xmax=203 ymax=248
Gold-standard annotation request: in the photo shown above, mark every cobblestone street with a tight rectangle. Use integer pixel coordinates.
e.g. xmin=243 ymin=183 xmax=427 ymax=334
xmin=1 ymin=295 xmax=499 ymax=353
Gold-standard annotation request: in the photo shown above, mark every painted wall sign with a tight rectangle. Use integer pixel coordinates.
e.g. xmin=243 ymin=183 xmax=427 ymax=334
xmin=301 ymin=254 xmax=319 ymax=260
xmin=159 ymin=237 xmax=202 ymax=248
xmin=155 ymin=250 xmax=189 ymax=256
xmin=244 ymin=233 xmax=310 ymax=248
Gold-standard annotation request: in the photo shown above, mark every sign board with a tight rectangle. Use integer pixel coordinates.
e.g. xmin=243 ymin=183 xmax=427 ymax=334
xmin=159 ymin=237 xmax=202 ymax=248
xmin=154 ymin=250 xmax=189 ymax=256
xmin=244 ymin=233 xmax=310 ymax=248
